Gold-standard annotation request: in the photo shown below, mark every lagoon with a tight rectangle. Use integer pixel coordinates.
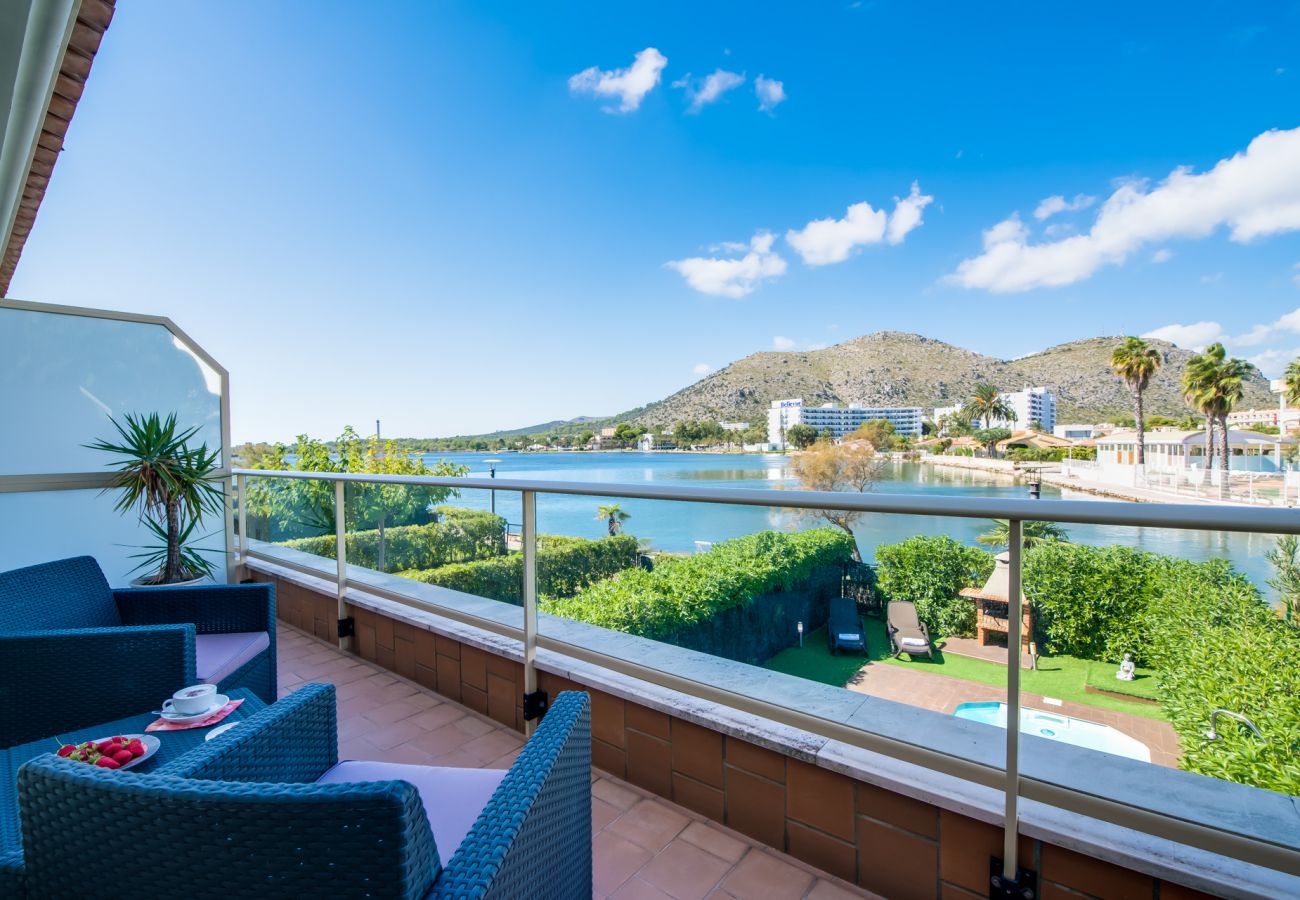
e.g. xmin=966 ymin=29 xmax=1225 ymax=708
xmin=422 ymin=451 xmax=1279 ymax=591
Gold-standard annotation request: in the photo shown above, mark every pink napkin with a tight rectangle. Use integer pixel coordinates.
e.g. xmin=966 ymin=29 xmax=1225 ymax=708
xmin=146 ymin=698 xmax=244 ymax=732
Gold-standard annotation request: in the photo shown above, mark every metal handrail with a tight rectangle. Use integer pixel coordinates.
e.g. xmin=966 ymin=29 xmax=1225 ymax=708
xmin=231 ymin=467 xmax=1300 ymax=883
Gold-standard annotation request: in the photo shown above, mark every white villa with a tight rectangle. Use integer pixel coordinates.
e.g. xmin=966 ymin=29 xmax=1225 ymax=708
xmin=1093 ymin=429 xmax=1294 ymax=475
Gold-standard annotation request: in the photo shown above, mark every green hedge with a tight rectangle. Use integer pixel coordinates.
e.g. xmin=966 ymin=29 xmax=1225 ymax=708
xmin=874 ymin=536 xmax=993 ymax=639
xmin=279 ymin=506 xmax=505 ymax=571
xmin=398 ymin=534 xmax=638 ymax=603
xmin=545 ymin=529 xmax=855 ymax=641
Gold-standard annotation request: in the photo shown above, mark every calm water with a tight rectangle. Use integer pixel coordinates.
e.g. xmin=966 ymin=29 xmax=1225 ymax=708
xmin=421 ymin=451 xmax=1280 ymax=592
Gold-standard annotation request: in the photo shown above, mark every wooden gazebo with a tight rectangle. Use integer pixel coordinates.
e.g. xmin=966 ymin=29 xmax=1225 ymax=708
xmin=959 ymin=552 xmax=1032 ymax=653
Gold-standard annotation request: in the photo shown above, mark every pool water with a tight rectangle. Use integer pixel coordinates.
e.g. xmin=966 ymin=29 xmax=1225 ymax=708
xmin=953 ymin=701 xmax=1151 ymax=762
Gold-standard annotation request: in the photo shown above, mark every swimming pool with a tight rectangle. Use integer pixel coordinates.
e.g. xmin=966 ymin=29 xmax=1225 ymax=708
xmin=953 ymin=701 xmax=1152 ymax=762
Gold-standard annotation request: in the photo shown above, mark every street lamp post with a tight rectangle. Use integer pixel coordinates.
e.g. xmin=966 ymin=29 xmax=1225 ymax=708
xmin=484 ymin=458 xmax=501 ymax=516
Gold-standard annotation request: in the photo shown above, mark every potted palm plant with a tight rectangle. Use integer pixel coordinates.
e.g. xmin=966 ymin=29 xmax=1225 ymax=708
xmin=87 ymin=412 xmax=223 ymax=585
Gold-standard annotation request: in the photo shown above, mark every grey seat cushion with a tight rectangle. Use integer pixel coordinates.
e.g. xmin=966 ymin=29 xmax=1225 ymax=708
xmin=194 ymin=631 xmax=270 ymax=684
xmin=316 ymin=760 xmax=507 ymax=860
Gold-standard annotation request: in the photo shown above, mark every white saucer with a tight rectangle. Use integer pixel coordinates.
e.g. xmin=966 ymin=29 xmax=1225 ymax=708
xmin=157 ymin=694 xmax=229 ymax=723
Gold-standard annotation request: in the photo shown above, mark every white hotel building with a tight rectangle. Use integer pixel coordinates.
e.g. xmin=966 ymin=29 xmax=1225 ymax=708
xmin=767 ymin=399 xmax=923 ymax=448
xmin=934 ymin=386 xmax=1056 ymax=433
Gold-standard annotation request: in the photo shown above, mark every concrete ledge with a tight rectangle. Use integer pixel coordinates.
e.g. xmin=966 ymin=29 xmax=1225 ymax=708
xmin=245 ymin=550 xmax=1300 ymax=898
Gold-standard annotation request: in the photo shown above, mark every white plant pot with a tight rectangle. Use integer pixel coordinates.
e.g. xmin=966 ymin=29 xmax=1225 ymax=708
xmin=128 ymin=573 xmax=207 ymax=588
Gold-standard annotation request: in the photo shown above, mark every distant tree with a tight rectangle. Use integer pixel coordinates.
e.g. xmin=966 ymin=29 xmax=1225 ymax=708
xmin=596 ymin=503 xmax=630 ymax=536
xmin=977 ymin=519 xmax=1069 ymax=550
xmin=578 ymin=430 xmax=595 ymax=447
xmin=1027 ymin=419 xmax=1045 ymax=432
xmin=1182 ymin=343 xmax=1249 ymax=486
xmin=789 ymin=442 xmax=883 ymax=560
xmin=1286 ymin=358 xmax=1300 ymax=406
xmin=848 ymin=418 xmax=897 ymax=450
xmin=937 ymin=413 xmax=973 ymax=437
xmin=785 ymin=424 xmax=818 ymax=449
xmin=973 ymin=427 xmax=1012 ymax=458
xmin=961 ymin=383 xmax=1015 ymax=430
xmin=1110 ymin=336 xmax=1163 ymax=466
xmin=921 ymin=420 xmax=936 ymax=437
xmin=817 ymin=427 xmax=834 ymax=443
xmin=1144 ymin=415 xmax=1180 ymax=429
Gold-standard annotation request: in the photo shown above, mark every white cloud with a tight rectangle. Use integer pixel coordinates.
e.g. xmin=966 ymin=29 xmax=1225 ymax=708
xmin=1151 ymin=248 xmax=1173 ymax=263
xmin=1293 ymin=261 xmax=1300 ymax=288
xmin=675 ymin=69 xmax=745 ymax=113
xmin=1247 ymin=346 xmax=1300 ymax=377
xmin=1230 ymin=306 xmax=1300 ymax=347
xmin=692 ymin=362 xmax=713 ymax=375
xmin=1140 ymin=321 xmax=1224 ymax=349
xmin=1033 ymin=193 xmax=1096 ymax=220
xmin=755 ymin=75 xmax=786 ymax=113
xmin=786 ymin=182 xmax=933 ymax=266
xmin=1200 ymin=273 xmax=1223 ymax=285
xmin=666 ymin=232 xmax=787 ymax=298
xmin=786 ymin=202 xmax=886 ymax=265
xmin=886 ymin=182 xmax=935 ymax=245
xmin=568 ymin=48 xmax=668 ymax=113
xmin=948 ymin=126 xmax=1300 ymax=292
xmin=772 ymin=336 xmax=796 ymax=350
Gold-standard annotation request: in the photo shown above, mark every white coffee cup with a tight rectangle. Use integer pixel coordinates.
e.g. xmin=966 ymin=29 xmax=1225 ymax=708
xmin=163 ymin=683 xmax=218 ymax=715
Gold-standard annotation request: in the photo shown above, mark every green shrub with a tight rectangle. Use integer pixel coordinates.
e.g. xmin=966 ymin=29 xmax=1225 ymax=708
xmin=399 ymin=534 xmax=638 ymax=603
xmin=1023 ymin=542 xmax=1157 ymax=663
xmin=279 ymin=506 xmax=505 ymax=571
xmin=874 ymin=536 xmax=993 ymax=638
xmin=545 ymin=529 xmax=855 ymax=641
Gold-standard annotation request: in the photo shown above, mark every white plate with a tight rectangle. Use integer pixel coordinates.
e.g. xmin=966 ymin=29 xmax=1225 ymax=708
xmin=156 ymin=694 xmax=229 ymax=723
xmin=78 ymin=733 xmax=160 ymax=770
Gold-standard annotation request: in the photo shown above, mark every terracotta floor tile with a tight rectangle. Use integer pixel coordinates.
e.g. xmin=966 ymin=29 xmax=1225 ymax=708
xmin=593 ymin=797 xmax=623 ymax=832
xmin=427 ymin=748 xmax=482 ymax=768
xmin=807 ymin=878 xmax=881 ymax=900
xmin=718 ymin=850 xmax=814 ymax=900
xmin=594 ymin=777 xmax=643 ymax=811
xmin=450 ymin=715 xmax=496 ymax=738
xmin=486 ymin=748 xmax=522 ymax=770
xmin=610 ymin=875 xmax=676 ymax=899
xmin=679 ymin=821 xmax=751 ymax=865
xmin=362 ymin=719 xmax=428 ymax=751
xmin=594 ymin=831 xmax=655 ymax=896
xmin=409 ymin=704 xmax=464 ymax=731
xmin=362 ymin=698 xmax=426 ymax=726
xmin=638 ymin=838 xmax=732 ymax=900
xmin=607 ymin=799 xmax=691 ymax=853
xmin=410 ymin=723 xmax=475 ymax=757
xmin=461 ymin=728 xmax=524 ymax=763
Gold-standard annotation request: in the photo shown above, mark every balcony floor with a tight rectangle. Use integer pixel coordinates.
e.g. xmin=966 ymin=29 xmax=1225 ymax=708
xmin=277 ymin=623 xmax=878 ymax=900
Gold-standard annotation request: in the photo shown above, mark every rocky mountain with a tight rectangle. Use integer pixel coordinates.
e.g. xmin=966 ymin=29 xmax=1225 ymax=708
xmin=619 ymin=332 xmax=1275 ymax=427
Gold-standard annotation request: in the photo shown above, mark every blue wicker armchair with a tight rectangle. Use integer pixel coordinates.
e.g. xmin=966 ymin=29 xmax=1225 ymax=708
xmin=17 ymin=683 xmax=592 ymax=899
xmin=0 ymin=556 xmax=276 ymax=746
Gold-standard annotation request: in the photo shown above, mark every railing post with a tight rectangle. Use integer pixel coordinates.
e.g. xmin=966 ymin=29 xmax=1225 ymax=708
xmin=335 ymin=480 xmax=350 ymax=650
xmin=235 ymin=473 xmax=247 ymax=575
xmin=522 ymin=489 xmax=540 ymax=736
xmin=1002 ymin=518 xmax=1024 ymax=884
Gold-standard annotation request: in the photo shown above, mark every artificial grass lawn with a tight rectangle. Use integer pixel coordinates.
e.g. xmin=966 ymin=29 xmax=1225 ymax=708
xmin=764 ymin=619 xmax=1166 ymax=721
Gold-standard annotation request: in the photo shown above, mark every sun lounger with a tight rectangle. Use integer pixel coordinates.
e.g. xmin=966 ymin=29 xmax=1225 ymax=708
xmin=887 ymin=600 xmax=933 ymax=659
xmin=827 ymin=596 xmax=866 ymax=655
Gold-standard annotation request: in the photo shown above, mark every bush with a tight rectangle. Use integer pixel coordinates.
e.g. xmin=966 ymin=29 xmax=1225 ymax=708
xmin=874 ymin=536 xmax=993 ymax=639
xmin=546 ymin=529 xmax=856 ymax=641
xmin=1023 ymin=542 xmax=1157 ymax=663
xmin=399 ymin=534 xmax=638 ymax=604
xmin=279 ymin=506 xmax=505 ymax=571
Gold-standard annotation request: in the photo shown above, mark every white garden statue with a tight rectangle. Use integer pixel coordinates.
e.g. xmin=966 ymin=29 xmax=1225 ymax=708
xmin=1116 ymin=652 xmax=1136 ymax=682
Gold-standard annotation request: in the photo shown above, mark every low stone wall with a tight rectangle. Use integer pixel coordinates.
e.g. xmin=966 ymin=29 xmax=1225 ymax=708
xmin=663 ymin=566 xmax=839 ymax=665
xmin=253 ymin=555 xmax=1294 ymax=900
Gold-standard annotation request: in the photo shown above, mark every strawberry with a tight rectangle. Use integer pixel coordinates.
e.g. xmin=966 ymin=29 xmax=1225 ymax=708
xmin=95 ymin=740 xmax=115 ymax=755
xmin=112 ymin=750 xmax=134 ymax=765
xmin=126 ymin=740 xmax=145 ymax=757
xmin=94 ymin=757 xmax=120 ymax=769
xmin=57 ymin=744 xmax=76 ymax=757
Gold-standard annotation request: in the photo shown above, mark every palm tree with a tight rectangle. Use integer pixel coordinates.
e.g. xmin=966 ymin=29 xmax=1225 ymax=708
xmin=1109 ymin=337 xmax=1162 ymax=467
xmin=1285 ymin=357 xmax=1300 ymax=406
xmin=960 ymin=383 xmax=1015 ymax=430
xmin=1182 ymin=344 xmax=1249 ymax=489
xmin=596 ymin=503 xmax=630 ymax=536
xmin=977 ymin=519 xmax=1069 ymax=550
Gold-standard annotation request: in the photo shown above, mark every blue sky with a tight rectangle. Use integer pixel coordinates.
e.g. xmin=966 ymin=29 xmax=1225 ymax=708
xmin=10 ymin=1 xmax=1300 ymax=441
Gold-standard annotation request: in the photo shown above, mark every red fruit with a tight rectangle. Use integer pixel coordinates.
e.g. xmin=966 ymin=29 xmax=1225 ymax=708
xmin=95 ymin=757 xmax=120 ymax=769
xmin=112 ymin=750 xmax=134 ymax=765
xmin=95 ymin=740 xmax=115 ymax=755
xmin=57 ymin=745 xmax=76 ymax=758
xmin=126 ymin=740 xmax=145 ymax=757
